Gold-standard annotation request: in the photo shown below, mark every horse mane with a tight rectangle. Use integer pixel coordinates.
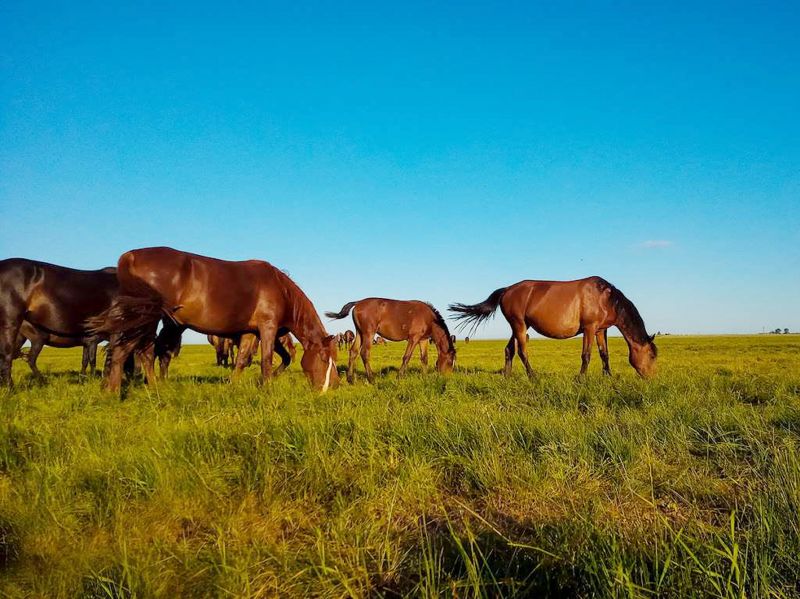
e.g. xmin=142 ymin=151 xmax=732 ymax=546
xmin=272 ymin=266 xmax=325 ymax=337
xmin=427 ymin=303 xmax=455 ymax=353
xmin=599 ymin=279 xmax=656 ymax=354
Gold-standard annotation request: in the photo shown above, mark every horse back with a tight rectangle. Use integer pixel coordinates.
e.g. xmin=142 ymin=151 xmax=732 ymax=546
xmin=1 ymin=258 xmax=118 ymax=334
xmin=119 ymin=247 xmax=284 ymax=332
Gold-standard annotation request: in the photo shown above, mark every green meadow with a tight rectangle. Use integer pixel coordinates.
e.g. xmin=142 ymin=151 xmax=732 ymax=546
xmin=1 ymin=335 xmax=799 ymax=597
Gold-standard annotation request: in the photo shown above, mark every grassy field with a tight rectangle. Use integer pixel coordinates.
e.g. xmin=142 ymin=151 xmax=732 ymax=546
xmin=1 ymin=335 xmax=799 ymax=598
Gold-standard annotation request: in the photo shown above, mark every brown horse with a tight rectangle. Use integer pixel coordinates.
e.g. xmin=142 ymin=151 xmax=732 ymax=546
xmin=0 ymin=259 xmax=118 ymax=386
xmin=374 ymin=335 xmax=387 ymax=345
xmin=14 ymin=321 xmax=106 ymax=377
xmin=344 ymin=329 xmax=355 ymax=347
xmin=450 ymin=277 xmax=657 ymax=377
xmin=87 ymin=247 xmax=338 ymax=393
xmin=325 ymin=299 xmax=456 ymax=383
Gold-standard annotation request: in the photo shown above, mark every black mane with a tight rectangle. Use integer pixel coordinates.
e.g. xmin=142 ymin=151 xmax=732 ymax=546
xmin=599 ymin=279 xmax=656 ymax=353
xmin=427 ymin=303 xmax=455 ymax=352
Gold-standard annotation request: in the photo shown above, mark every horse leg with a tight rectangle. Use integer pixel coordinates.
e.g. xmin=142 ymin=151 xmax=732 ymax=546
xmin=596 ymin=329 xmax=611 ymax=375
xmin=133 ymin=321 xmax=159 ymax=385
xmin=87 ymin=338 xmax=99 ymax=375
xmin=156 ymin=323 xmax=183 ymax=379
xmin=361 ymin=333 xmax=376 ymax=383
xmin=512 ymin=323 xmax=534 ymax=379
xmin=273 ymin=337 xmax=291 ymax=376
xmin=81 ymin=343 xmax=90 ymax=376
xmin=419 ymin=339 xmax=429 ymax=374
xmin=503 ymin=335 xmax=516 ymax=377
xmin=105 ymin=334 xmax=130 ymax=393
xmin=347 ymin=331 xmax=362 ymax=384
xmin=580 ymin=327 xmax=595 ymax=376
xmin=231 ymin=334 xmax=255 ymax=382
xmin=257 ymin=322 xmax=278 ymax=386
xmin=137 ymin=343 xmax=157 ymax=385
xmin=399 ymin=337 xmax=420 ymax=377
xmin=0 ymin=306 xmax=24 ymax=387
xmin=21 ymin=330 xmax=45 ymax=379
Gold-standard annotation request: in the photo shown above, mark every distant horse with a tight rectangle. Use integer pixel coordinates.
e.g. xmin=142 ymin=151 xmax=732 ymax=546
xmin=326 ymin=299 xmax=456 ymax=383
xmin=235 ymin=332 xmax=297 ymax=374
xmin=344 ymin=330 xmax=355 ymax=347
xmin=374 ymin=335 xmax=386 ymax=345
xmin=450 ymin=334 xmax=457 ymax=346
xmin=14 ymin=320 xmax=106 ymax=377
xmin=86 ymin=247 xmax=338 ymax=393
xmin=208 ymin=334 xmax=235 ymax=367
xmin=335 ymin=333 xmax=344 ymax=349
xmin=450 ymin=277 xmax=657 ymax=377
xmin=0 ymin=259 xmax=118 ymax=386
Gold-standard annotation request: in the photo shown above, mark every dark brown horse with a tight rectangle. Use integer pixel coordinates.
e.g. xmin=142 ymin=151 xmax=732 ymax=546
xmin=87 ymin=247 xmax=338 ymax=393
xmin=14 ymin=321 xmax=105 ymax=377
xmin=344 ymin=329 xmax=355 ymax=347
xmin=325 ymin=299 xmax=455 ymax=383
xmin=449 ymin=277 xmax=657 ymax=377
xmin=0 ymin=259 xmax=118 ymax=386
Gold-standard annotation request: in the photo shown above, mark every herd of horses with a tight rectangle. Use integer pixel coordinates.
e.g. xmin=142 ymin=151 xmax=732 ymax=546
xmin=0 ymin=247 xmax=658 ymax=394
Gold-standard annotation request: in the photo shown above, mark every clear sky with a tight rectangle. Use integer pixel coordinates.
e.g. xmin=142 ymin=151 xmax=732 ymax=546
xmin=1 ymin=1 xmax=798 ymax=341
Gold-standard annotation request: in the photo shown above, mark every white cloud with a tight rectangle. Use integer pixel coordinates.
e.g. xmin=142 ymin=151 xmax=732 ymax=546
xmin=638 ymin=240 xmax=673 ymax=249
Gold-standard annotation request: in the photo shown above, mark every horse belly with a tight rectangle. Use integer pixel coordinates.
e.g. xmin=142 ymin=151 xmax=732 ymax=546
xmin=525 ymin=294 xmax=582 ymax=339
xmin=172 ymin=302 xmax=254 ymax=335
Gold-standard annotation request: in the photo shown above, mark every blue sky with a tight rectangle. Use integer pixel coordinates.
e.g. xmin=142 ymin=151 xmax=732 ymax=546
xmin=1 ymin=1 xmax=798 ymax=340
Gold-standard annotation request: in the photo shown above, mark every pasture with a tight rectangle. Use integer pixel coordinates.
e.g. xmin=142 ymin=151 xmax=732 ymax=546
xmin=1 ymin=335 xmax=799 ymax=597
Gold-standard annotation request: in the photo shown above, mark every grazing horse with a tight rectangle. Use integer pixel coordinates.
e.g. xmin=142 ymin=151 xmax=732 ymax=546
xmin=232 ymin=332 xmax=297 ymax=374
xmin=0 ymin=259 xmax=118 ymax=386
xmin=208 ymin=334 xmax=235 ymax=367
xmin=87 ymin=247 xmax=338 ymax=393
xmin=344 ymin=330 xmax=355 ymax=348
xmin=374 ymin=335 xmax=386 ymax=345
xmin=325 ymin=299 xmax=456 ymax=383
xmin=14 ymin=321 xmax=106 ymax=377
xmin=449 ymin=277 xmax=657 ymax=377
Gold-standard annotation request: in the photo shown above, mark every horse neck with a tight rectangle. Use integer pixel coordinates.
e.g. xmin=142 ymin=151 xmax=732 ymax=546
xmin=430 ymin=322 xmax=452 ymax=354
xmin=613 ymin=313 xmax=647 ymax=350
xmin=284 ymin=286 xmax=327 ymax=347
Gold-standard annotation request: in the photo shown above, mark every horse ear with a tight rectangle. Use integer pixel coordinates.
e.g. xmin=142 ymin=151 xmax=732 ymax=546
xmin=649 ymin=334 xmax=656 ymax=342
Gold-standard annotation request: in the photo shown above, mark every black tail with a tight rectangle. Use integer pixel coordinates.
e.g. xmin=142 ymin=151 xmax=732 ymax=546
xmin=448 ymin=287 xmax=508 ymax=335
xmin=325 ymin=301 xmax=357 ymax=320
xmin=85 ymin=294 xmax=168 ymax=356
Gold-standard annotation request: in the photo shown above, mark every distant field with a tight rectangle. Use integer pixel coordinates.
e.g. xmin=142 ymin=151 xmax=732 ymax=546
xmin=1 ymin=335 xmax=799 ymax=597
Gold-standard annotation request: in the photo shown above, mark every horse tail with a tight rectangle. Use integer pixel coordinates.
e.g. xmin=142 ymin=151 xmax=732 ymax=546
xmin=448 ymin=287 xmax=508 ymax=334
xmin=85 ymin=294 xmax=167 ymax=355
xmin=325 ymin=301 xmax=357 ymax=320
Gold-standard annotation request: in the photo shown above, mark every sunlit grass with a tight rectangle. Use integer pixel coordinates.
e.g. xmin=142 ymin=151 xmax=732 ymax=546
xmin=1 ymin=335 xmax=799 ymax=597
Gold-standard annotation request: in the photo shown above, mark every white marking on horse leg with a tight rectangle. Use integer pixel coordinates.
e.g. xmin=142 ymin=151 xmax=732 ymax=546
xmin=321 ymin=357 xmax=334 ymax=393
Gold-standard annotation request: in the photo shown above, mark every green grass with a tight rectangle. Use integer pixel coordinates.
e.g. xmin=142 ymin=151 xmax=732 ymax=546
xmin=1 ymin=335 xmax=799 ymax=597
